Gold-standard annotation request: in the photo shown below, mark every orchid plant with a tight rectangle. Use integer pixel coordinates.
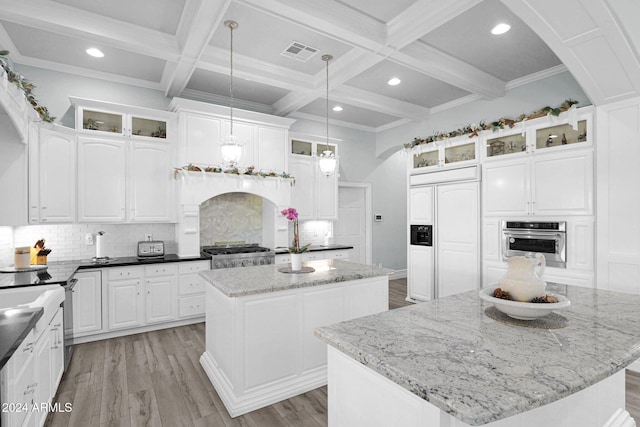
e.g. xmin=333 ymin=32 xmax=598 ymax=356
xmin=281 ymin=208 xmax=311 ymax=254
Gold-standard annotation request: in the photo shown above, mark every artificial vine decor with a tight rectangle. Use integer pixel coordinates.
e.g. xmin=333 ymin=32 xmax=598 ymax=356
xmin=0 ymin=50 xmax=55 ymax=123
xmin=404 ymin=99 xmax=579 ymax=149
xmin=174 ymin=164 xmax=296 ymax=185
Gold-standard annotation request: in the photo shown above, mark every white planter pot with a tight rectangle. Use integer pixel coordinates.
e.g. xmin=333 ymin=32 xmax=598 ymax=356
xmin=290 ymin=253 xmax=302 ymax=271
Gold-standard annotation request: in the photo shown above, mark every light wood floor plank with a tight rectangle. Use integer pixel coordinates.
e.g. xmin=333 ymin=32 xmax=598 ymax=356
xmin=124 ymin=335 xmax=152 ymax=394
xmin=128 ymin=389 xmax=162 ymax=427
xmin=100 ymin=337 xmax=129 ymax=425
xmin=151 ymin=368 xmax=195 ymax=427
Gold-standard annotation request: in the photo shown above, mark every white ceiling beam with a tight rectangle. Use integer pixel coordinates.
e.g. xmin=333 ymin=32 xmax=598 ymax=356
xmin=288 ymin=111 xmax=377 ymax=133
xmin=391 ymin=42 xmax=506 ymax=99
xmin=332 ymin=86 xmax=430 ymax=122
xmin=163 ymin=0 xmax=232 ymax=97
xmin=0 ymin=0 xmax=180 ymax=61
xmin=238 ymin=0 xmax=386 ymax=50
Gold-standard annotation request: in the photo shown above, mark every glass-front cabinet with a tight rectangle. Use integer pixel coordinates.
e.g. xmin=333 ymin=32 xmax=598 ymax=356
xmin=534 ymin=119 xmax=588 ymax=151
xmin=290 ymin=139 xmax=336 ymax=157
xmin=411 ymin=138 xmax=478 ymax=172
xmin=485 ymin=132 xmax=527 ymax=159
xmin=73 ymin=98 xmax=171 ymax=141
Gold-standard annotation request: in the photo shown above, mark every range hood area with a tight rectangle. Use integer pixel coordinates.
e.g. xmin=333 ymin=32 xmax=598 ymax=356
xmin=174 ymin=170 xmax=292 ymax=257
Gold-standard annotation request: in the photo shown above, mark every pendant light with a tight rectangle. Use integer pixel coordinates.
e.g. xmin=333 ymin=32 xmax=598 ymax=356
xmin=220 ymin=20 xmax=242 ymax=167
xmin=318 ymin=54 xmax=337 ymax=176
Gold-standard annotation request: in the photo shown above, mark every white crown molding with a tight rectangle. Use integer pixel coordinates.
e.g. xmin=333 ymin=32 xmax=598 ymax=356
xmin=14 ymin=55 xmax=164 ymax=91
xmin=180 ymin=88 xmax=274 ymax=114
xmin=288 ymin=111 xmax=377 ymax=133
xmin=505 ymin=64 xmax=569 ymax=90
xmin=375 ymin=118 xmax=412 ymax=133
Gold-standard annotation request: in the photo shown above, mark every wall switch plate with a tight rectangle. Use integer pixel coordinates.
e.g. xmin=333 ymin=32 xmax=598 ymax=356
xmin=85 ymin=233 xmax=94 ymax=245
xmin=145 ymin=234 xmax=153 ymax=242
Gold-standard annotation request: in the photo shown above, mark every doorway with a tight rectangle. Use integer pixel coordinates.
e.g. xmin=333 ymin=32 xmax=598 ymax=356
xmin=333 ymin=183 xmax=372 ymax=265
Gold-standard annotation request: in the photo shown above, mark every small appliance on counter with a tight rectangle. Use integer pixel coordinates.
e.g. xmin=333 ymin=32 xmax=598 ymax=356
xmin=14 ymin=246 xmax=31 ymax=269
xmin=137 ymin=241 xmax=165 ymax=259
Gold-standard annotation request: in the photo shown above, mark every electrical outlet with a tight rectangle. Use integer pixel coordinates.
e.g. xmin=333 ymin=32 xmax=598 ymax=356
xmin=85 ymin=233 xmax=94 ymax=245
xmin=145 ymin=234 xmax=153 ymax=242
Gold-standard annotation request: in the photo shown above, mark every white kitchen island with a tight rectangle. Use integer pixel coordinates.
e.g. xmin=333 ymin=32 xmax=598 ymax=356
xmin=315 ymin=283 xmax=640 ymax=427
xmin=199 ymin=259 xmax=393 ymax=417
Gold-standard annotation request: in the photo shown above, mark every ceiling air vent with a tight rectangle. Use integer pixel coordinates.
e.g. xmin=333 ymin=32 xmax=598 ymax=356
xmin=281 ymin=41 xmax=318 ymax=62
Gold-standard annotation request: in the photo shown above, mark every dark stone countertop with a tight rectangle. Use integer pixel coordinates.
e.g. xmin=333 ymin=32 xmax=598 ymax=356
xmin=0 ymin=307 xmax=43 ymax=370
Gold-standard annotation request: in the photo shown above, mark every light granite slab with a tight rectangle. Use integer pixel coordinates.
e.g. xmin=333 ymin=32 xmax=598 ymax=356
xmin=315 ymin=283 xmax=640 ymax=426
xmin=199 ymin=259 xmax=394 ymax=297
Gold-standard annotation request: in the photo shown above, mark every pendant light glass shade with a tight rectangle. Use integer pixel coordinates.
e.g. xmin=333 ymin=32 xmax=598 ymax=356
xmin=221 ymin=20 xmax=242 ymax=167
xmin=320 ymin=54 xmax=336 ymax=176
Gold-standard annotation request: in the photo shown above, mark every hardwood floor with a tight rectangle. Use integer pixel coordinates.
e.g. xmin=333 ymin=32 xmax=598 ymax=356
xmin=46 ymin=278 xmax=640 ymax=426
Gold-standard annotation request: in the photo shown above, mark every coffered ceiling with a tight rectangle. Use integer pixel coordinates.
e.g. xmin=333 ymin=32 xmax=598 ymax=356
xmin=0 ymin=0 xmax=638 ymax=132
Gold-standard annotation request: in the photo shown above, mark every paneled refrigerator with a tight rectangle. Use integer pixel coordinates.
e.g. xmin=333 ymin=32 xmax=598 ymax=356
xmin=408 ymin=168 xmax=480 ymax=300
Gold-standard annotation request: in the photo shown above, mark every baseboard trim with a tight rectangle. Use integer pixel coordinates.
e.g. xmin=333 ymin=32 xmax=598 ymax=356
xmin=200 ymin=351 xmax=327 ymax=418
xmin=71 ymin=316 xmax=204 ymax=344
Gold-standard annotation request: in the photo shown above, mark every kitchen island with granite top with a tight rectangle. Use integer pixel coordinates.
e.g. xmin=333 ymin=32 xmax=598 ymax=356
xmin=198 ymin=259 xmax=393 ymax=417
xmin=315 ymin=283 xmax=640 ymax=427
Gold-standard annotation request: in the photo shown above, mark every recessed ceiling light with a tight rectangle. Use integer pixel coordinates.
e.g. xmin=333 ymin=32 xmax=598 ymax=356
xmin=332 ymin=105 xmax=343 ymax=112
xmin=491 ymin=23 xmax=511 ymax=35
xmin=387 ymin=77 xmax=401 ymax=86
xmin=86 ymin=48 xmax=104 ymax=58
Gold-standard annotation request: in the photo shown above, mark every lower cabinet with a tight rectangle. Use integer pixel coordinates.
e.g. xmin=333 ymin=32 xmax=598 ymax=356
xmin=177 ymin=261 xmax=209 ymax=318
xmin=71 ymin=270 xmax=103 ymax=337
xmin=1 ymin=306 xmax=64 ymax=427
xmin=408 ymin=245 xmax=434 ymax=301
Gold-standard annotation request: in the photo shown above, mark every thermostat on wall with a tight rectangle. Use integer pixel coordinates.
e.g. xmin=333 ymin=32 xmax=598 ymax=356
xmin=374 ymin=214 xmax=382 ymax=222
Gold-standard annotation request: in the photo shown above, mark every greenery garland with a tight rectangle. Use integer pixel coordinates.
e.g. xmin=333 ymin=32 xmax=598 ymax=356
xmin=0 ymin=50 xmax=55 ymax=123
xmin=404 ymin=99 xmax=579 ymax=149
xmin=174 ymin=164 xmax=295 ymax=186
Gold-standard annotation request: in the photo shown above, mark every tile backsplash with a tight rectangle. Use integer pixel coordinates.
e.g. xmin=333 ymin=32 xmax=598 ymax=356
xmin=296 ymin=220 xmax=333 ymax=247
xmin=1 ymin=223 xmax=176 ymax=267
xmin=200 ymin=193 xmax=263 ymax=246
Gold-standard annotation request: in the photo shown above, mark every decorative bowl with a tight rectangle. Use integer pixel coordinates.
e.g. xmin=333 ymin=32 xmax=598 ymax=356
xmin=479 ymin=286 xmax=571 ymax=320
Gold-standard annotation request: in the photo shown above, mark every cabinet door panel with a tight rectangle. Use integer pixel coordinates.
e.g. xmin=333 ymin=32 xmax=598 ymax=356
xmin=72 ymin=271 xmax=103 ymax=336
xmin=185 ymin=114 xmax=221 ymax=166
xmin=408 ymin=245 xmax=433 ymax=301
xmin=533 ymin=151 xmax=593 ymax=215
xmin=289 ymin=157 xmax=314 ymax=219
xmin=108 ymin=279 xmax=144 ymax=330
xmin=146 ymin=277 xmax=177 ymax=324
xmin=257 ymin=127 xmax=286 ymax=172
xmin=223 ymin=121 xmax=255 ymax=166
xmin=316 ymin=164 xmax=338 ymax=220
xmin=78 ymin=137 xmax=126 ymax=222
xmin=49 ymin=309 xmax=65 ymax=399
xmin=38 ymin=128 xmax=76 ymax=223
xmin=409 ymin=186 xmax=433 ymax=224
xmin=436 ymin=182 xmax=479 ymax=298
xmin=130 ymin=142 xmax=172 ymax=222
xmin=483 ymin=160 xmax=530 ymax=216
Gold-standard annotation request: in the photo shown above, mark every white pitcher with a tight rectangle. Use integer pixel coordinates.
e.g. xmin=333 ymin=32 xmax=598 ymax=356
xmin=499 ymin=253 xmax=546 ymax=302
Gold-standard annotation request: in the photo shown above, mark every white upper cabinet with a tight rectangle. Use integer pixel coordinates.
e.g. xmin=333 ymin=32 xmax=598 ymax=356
xmin=184 ymin=114 xmax=221 ymax=166
xmin=72 ymin=98 xmax=176 ymax=223
xmin=289 ymin=137 xmax=338 ymax=221
xmin=411 ymin=138 xmax=478 ymax=173
xmin=77 ymin=136 xmax=127 ymax=222
xmin=170 ymin=98 xmax=293 ymax=171
xmin=129 ymin=142 xmax=173 ymax=222
xmin=29 ymin=125 xmax=76 ymax=223
xmin=482 ymin=108 xmax=594 ymax=217
xmin=409 ymin=186 xmax=433 ymax=224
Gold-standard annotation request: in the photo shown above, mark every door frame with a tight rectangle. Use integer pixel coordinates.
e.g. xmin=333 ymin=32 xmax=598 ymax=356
xmin=337 ymin=182 xmax=372 ymax=265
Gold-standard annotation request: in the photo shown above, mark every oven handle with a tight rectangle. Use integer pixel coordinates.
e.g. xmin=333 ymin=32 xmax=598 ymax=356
xmin=65 ymin=278 xmax=78 ymax=292
xmin=504 ymin=231 xmax=564 ymax=238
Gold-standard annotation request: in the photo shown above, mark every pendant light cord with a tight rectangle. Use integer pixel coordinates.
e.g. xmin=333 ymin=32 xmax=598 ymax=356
xmin=325 ymin=58 xmax=329 ymax=152
xmin=229 ymin=23 xmax=234 ymax=136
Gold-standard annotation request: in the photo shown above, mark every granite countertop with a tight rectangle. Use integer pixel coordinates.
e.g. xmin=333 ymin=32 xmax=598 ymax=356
xmin=200 ymin=259 xmax=393 ymax=297
xmin=274 ymin=244 xmax=354 ymax=255
xmin=315 ymin=284 xmax=640 ymax=426
xmin=0 ymin=307 xmax=43 ymax=370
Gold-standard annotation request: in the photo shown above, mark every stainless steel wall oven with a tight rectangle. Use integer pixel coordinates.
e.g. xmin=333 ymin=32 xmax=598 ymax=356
xmin=502 ymin=221 xmax=566 ymax=268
